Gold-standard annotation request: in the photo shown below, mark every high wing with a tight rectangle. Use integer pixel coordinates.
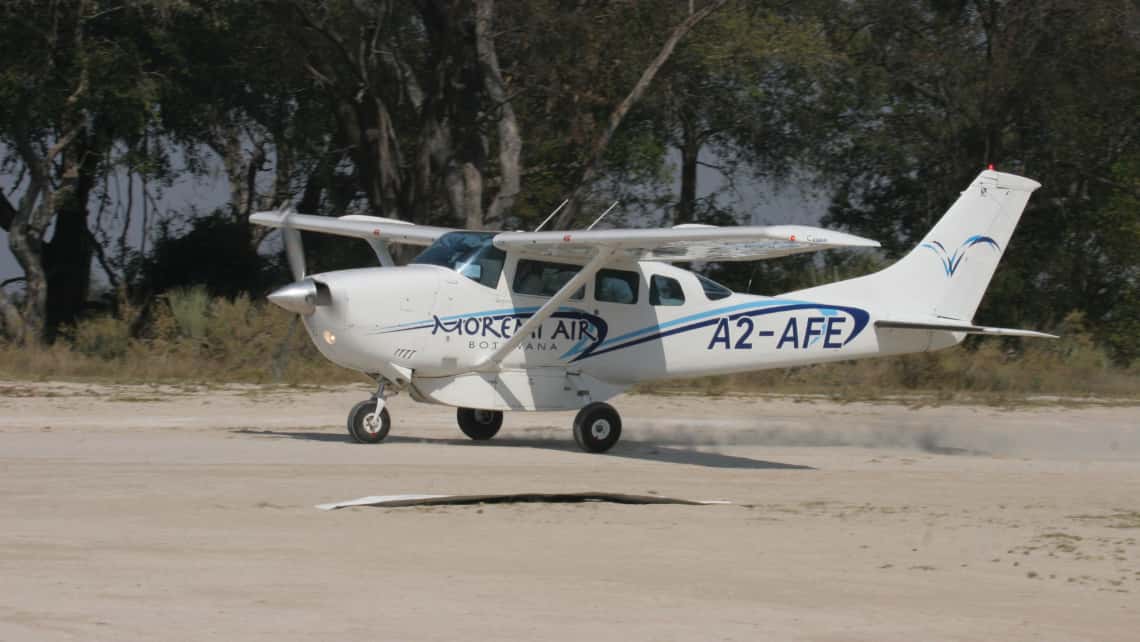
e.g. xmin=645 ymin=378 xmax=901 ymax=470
xmin=491 ymin=225 xmax=880 ymax=263
xmin=250 ymin=211 xmax=453 ymax=247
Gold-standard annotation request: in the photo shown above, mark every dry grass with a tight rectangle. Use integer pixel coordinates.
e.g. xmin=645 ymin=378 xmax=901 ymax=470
xmin=635 ymin=343 xmax=1139 ymax=403
xmin=0 ymin=294 xmax=362 ymax=385
xmin=1 ymin=298 xmax=1137 ymax=401
xmin=639 ymin=315 xmax=1139 ymax=402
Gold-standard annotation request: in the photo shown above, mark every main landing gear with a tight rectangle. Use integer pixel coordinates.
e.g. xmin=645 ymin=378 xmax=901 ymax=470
xmin=452 ymin=403 xmax=621 ymax=453
xmin=572 ymin=402 xmax=622 ymax=453
xmin=456 ymin=408 xmax=503 ymax=441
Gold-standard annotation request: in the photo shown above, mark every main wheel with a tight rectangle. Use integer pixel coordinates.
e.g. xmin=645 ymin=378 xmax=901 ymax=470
xmin=457 ymin=408 xmax=503 ymax=441
xmin=348 ymin=400 xmax=391 ymax=443
xmin=572 ymin=402 xmax=622 ymax=453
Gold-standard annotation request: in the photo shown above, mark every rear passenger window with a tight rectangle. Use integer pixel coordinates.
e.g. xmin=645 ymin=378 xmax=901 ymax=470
xmin=513 ymin=259 xmax=584 ymax=299
xmin=649 ymin=275 xmax=685 ymax=306
xmin=595 ymin=269 xmax=639 ymax=304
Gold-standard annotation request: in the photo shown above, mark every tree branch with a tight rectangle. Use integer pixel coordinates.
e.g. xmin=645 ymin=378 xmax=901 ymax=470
xmin=556 ymin=0 xmax=728 ymax=228
xmin=0 ymin=191 xmax=15 ymax=231
xmin=85 ymin=227 xmax=120 ymax=292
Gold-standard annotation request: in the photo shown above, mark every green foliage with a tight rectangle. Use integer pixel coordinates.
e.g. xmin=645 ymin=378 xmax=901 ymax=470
xmin=167 ymin=287 xmax=209 ymax=340
xmin=135 ymin=212 xmax=287 ymax=298
xmin=1 ymin=0 xmax=1136 ymax=368
xmin=68 ymin=315 xmax=132 ymax=360
xmin=811 ymin=0 xmax=1140 ymax=364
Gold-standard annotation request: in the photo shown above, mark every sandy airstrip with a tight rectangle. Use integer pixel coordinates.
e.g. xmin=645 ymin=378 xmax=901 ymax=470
xmin=1 ymin=381 xmax=1138 ymax=641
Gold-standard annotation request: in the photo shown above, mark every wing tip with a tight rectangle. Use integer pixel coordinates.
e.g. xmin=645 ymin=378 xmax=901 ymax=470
xmin=980 ymin=169 xmax=1042 ymax=192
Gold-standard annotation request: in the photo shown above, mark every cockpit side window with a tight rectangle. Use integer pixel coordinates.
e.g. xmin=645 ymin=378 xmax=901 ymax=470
xmin=411 ymin=231 xmax=504 ymax=289
xmin=649 ymin=275 xmax=685 ymax=306
xmin=512 ymin=259 xmax=585 ymax=299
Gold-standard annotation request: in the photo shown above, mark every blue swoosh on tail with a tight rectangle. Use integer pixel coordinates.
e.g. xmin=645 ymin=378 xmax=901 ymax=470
xmin=922 ymin=235 xmax=1000 ymax=276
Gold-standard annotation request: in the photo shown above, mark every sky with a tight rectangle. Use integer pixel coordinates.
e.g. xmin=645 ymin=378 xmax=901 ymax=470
xmin=0 ymin=148 xmax=830 ymax=291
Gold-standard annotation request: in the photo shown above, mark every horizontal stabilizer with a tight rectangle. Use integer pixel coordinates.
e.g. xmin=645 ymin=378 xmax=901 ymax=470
xmin=876 ymin=318 xmax=1057 ymax=339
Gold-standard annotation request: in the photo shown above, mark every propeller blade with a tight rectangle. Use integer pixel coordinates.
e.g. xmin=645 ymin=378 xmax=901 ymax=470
xmin=282 ymin=212 xmax=306 ymax=281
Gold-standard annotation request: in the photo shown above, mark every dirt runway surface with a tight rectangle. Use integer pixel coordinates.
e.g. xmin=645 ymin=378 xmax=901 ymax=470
xmin=2 ymin=381 xmax=1139 ymax=641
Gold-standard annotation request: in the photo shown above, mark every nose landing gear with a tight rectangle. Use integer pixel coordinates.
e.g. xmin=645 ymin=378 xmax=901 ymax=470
xmin=348 ymin=381 xmax=392 ymax=443
xmin=348 ymin=400 xmax=390 ymax=443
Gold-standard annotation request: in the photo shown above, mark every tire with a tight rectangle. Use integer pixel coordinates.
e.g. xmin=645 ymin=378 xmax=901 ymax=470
xmin=348 ymin=400 xmax=391 ymax=443
xmin=572 ymin=402 xmax=622 ymax=453
xmin=457 ymin=407 xmax=503 ymax=441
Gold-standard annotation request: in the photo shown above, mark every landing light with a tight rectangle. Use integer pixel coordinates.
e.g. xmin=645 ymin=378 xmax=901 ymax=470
xmin=323 ymin=330 xmax=336 ymax=345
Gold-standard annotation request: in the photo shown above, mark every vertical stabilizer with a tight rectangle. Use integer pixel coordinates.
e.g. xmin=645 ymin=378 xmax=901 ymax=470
xmin=792 ymin=170 xmax=1040 ymax=321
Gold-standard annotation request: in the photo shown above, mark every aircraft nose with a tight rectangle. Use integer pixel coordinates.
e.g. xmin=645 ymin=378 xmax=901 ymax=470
xmin=268 ymin=280 xmax=319 ymax=315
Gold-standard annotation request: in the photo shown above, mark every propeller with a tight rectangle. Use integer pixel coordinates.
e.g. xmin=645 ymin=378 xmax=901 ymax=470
xmin=282 ymin=211 xmax=306 ymax=282
xmin=267 ymin=210 xmax=329 ymax=315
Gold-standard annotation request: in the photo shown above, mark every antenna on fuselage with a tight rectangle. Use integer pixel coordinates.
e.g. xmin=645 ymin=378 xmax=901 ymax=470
xmin=585 ymin=201 xmax=619 ymax=230
xmin=533 ymin=199 xmax=569 ymax=232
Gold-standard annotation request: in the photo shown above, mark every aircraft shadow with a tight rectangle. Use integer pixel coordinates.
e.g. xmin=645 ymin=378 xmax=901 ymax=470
xmin=230 ymin=429 xmax=814 ymax=471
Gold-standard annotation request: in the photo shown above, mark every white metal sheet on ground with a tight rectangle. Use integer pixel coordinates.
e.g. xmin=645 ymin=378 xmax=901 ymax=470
xmin=316 ymin=493 xmax=730 ymax=510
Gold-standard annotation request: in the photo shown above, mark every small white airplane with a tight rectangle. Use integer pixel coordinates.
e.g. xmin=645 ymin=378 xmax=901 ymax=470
xmin=252 ymin=169 xmax=1054 ymax=453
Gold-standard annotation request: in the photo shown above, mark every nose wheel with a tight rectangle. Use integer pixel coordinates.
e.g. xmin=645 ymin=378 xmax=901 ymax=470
xmin=572 ymin=402 xmax=622 ymax=453
xmin=348 ymin=399 xmax=391 ymax=443
xmin=457 ymin=407 xmax=503 ymax=440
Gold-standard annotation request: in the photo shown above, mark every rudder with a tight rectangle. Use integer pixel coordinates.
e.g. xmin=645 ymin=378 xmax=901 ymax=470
xmin=792 ymin=169 xmax=1040 ymax=322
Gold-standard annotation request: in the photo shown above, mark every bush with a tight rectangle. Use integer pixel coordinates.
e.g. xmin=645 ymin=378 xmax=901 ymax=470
xmin=69 ymin=314 xmax=132 ymax=360
xmin=167 ymin=287 xmax=210 ymax=340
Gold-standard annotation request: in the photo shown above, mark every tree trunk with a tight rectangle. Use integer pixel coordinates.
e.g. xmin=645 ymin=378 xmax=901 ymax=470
xmin=676 ymin=119 xmax=701 ymax=225
xmin=0 ymin=193 xmax=20 ymax=338
xmin=0 ymin=288 xmax=23 ymax=341
xmin=8 ymin=125 xmax=85 ymax=344
xmin=7 ymin=193 xmax=52 ymax=344
xmin=555 ymin=0 xmax=727 ymax=229
xmin=218 ymin=124 xmax=250 ymax=220
xmin=475 ymin=0 xmax=521 ymax=230
xmin=0 ymin=192 xmax=14 ymax=231
xmin=43 ymin=143 xmax=98 ymax=337
xmin=1 ymin=0 xmax=90 ymax=344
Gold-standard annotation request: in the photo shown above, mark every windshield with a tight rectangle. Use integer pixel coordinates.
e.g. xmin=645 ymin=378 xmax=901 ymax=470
xmin=412 ymin=231 xmax=505 ymax=289
xmin=696 ymin=273 xmax=733 ymax=300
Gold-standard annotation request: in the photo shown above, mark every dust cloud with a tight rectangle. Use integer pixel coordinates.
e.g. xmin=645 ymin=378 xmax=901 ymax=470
xmin=622 ymin=413 xmax=1140 ymax=459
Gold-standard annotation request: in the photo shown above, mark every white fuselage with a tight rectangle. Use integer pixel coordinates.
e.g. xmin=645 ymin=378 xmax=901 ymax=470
xmin=300 ymin=254 xmax=960 ymax=411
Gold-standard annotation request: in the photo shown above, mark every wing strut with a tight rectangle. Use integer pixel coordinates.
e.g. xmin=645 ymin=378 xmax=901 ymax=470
xmin=476 ymin=247 xmax=616 ymax=370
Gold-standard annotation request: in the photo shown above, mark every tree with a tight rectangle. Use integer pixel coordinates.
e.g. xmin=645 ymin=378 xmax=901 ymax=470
xmin=0 ymin=1 xmax=163 ymax=342
xmin=553 ymin=0 xmax=728 ymax=228
xmin=814 ymin=0 xmax=1140 ymax=361
xmin=651 ymin=3 xmax=836 ymax=225
xmin=153 ymin=2 xmax=329 ymax=247
xmin=272 ymin=0 xmax=521 ymax=230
